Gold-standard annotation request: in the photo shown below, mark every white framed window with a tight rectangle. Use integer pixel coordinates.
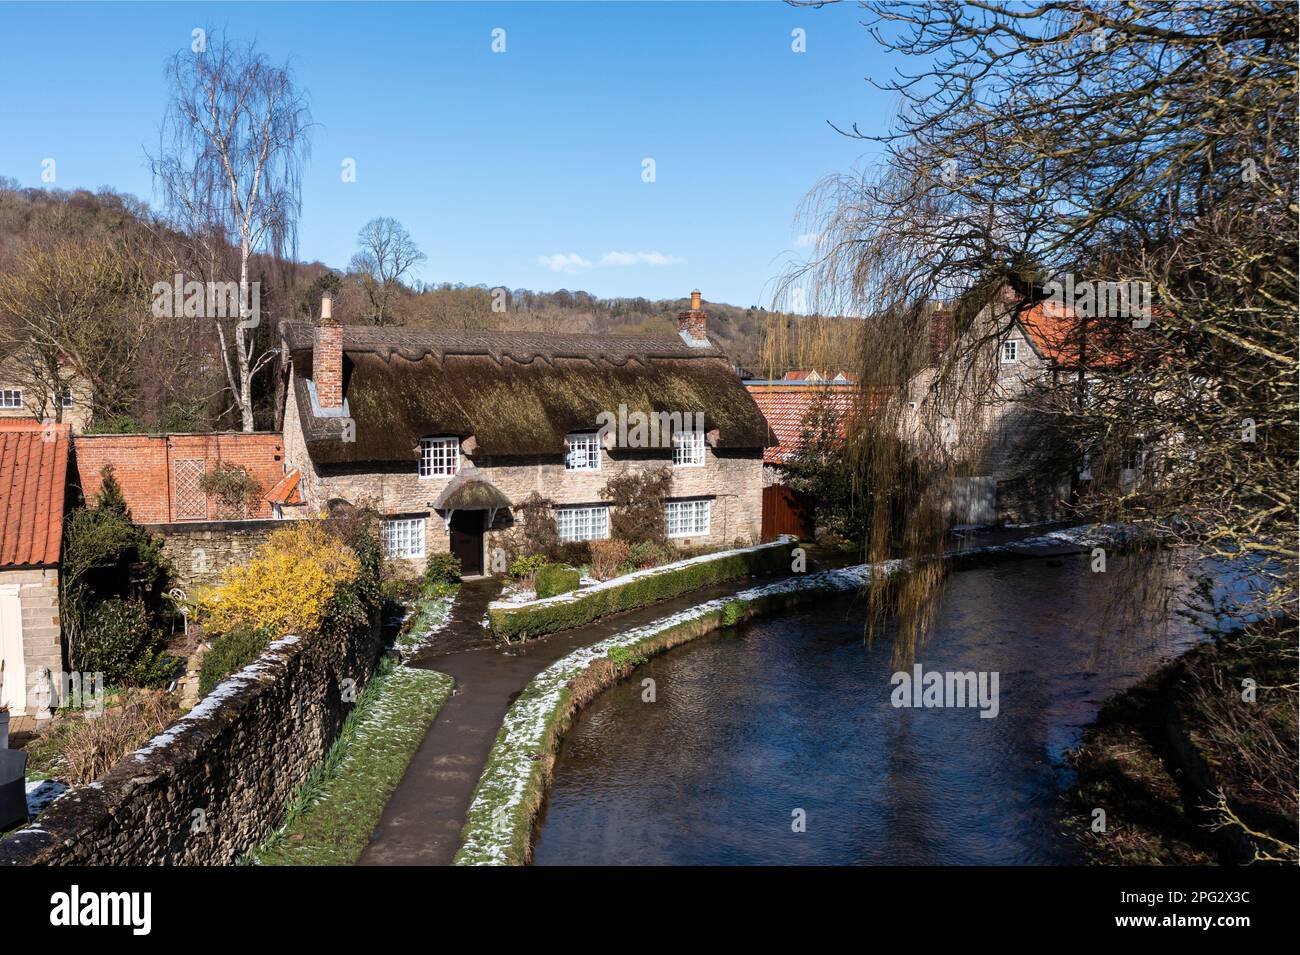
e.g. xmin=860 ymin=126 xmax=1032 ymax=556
xmin=665 ymin=499 xmax=710 ymax=537
xmin=556 ymin=505 xmax=610 ymax=542
xmin=565 ymin=432 xmax=601 ymax=471
xmin=382 ymin=518 xmax=426 ymax=559
xmin=1001 ymin=340 xmax=1018 ymax=362
xmin=418 ymin=437 xmax=459 ymax=478
xmin=0 ymin=389 xmax=22 ymax=409
xmin=57 ymin=389 xmax=73 ymax=408
xmin=671 ymin=429 xmax=706 ymax=467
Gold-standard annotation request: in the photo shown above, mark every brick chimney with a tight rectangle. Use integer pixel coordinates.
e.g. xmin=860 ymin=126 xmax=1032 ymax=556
xmin=313 ymin=293 xmax=343 ymax=410
xmin=677 ymin=289 xmax=709 ymax=347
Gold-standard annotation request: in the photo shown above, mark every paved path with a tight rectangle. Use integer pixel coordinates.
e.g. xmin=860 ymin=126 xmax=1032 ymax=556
xmin=358 ymin=525 xmax=1084 ymax=866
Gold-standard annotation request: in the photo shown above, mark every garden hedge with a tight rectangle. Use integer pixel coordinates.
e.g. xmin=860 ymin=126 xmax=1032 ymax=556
xmin=535 ymin=564 xmax=580 ymax=599
xmin=487 ymin=537 xmax=797 ymax=640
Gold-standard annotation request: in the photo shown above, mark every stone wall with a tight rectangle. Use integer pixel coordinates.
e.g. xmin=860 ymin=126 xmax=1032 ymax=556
xmin=153 ymin=520 xmax=280 ymax=592
xmin=0 ymin=610 xmax=383 ymax=865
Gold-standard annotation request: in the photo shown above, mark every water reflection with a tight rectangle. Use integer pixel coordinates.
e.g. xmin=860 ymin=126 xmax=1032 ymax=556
xmin=531 ymin=553 xmax=1204 ymax=865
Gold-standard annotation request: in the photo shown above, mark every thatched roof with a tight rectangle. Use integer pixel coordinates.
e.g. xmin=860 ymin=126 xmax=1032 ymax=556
xmin=282 ymin=323 xmax=773 ymax=466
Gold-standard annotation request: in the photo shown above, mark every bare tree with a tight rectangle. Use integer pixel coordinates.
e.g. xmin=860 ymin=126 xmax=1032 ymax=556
xmin=349 ymin=217 xmax=426 ymax=325
xmin=0 ymin=235 xmax=158 ymax=424
xmin=150 ymin=31 xmax=312 ymax=431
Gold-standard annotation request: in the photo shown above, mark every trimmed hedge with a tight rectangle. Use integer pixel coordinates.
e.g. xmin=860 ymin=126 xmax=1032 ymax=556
xmin=535 ymin=564 xmax=580 ymax=599
xmin=487 ymin=538 xmax=796 ymax=640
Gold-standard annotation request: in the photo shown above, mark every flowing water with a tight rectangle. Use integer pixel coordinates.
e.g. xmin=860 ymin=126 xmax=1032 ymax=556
xmin=532 ymin=553 xmax=1206 ymax=865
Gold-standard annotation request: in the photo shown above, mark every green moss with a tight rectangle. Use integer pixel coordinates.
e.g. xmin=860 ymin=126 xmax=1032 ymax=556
xmin=488 ymin=541 xmax=794 ymax=640
xmin=720 ymin=599 xmax=747 ymax=626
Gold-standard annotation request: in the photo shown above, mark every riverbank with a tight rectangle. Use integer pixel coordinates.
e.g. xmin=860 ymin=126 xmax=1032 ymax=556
xmin=1064 ymin=616 xmax=1297 ymax=865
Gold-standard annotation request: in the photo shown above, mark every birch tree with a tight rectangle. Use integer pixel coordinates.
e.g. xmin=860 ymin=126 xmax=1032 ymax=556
xmin=151 ymin=32 xmax=312 ymax=431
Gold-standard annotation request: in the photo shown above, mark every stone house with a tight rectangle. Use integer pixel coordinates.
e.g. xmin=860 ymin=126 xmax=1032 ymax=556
xmin=278 ymin=291 xmax=771 ymax=575
xmin=0 ymin=421 xmax=71 ymax=715
xmin=0 ymin=352 xmax=94 ymax=434
xmin=904 ymin=287 xmax=1137 ymax=524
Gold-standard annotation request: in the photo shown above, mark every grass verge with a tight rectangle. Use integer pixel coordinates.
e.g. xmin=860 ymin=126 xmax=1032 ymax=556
xmin=244 ymin=657 xmax=454 ymax=866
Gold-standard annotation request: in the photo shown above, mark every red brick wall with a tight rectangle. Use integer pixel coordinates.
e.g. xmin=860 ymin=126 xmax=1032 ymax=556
xmin=74 ymin=433 xmax=286 ymax=523
xmin=677 ymin=308 xmax=708 ymax=343
xmin=313 ymin=323 xmax=343 ymax=409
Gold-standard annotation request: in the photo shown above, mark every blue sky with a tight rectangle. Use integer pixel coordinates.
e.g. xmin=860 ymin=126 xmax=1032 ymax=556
xmin=0 ymin=1 xmax=903 ymax=307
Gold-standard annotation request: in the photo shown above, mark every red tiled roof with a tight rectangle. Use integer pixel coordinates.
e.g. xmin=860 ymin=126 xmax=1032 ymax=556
xmin=1017 ymin=300 xmax=1137 ymax=369
xmin=745 ymin=384 xmax=858 ymax=465
xmin=264 ymin=468 xmax=303 ymax=506
xmin=0 ymin=421 xmax=70 ymax=568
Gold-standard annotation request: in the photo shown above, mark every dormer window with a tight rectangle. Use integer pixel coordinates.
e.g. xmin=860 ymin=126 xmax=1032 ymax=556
xmin=671 ymin=429 xmax=706 ymax=467
xmin=418 ymin=437 xmax=459 ymax=478
xmin=565 ymin=432 xmax=601 ymax=471
xmin=1001 ymin=340 xmax=1019 ymax=362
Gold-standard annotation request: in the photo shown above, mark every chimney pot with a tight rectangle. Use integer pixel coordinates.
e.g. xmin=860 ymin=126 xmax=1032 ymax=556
xmin=321 ymin=292 xmax=334 ymax=322
xmin=690 ymin=289 xmax=701 ymax=311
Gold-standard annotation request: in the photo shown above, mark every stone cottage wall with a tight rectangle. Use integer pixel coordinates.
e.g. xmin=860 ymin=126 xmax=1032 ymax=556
xmin=0 ymin=610 xmax=384 ymax=866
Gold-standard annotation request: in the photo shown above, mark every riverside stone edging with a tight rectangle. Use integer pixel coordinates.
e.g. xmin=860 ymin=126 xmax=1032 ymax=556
xmin=486 ymin=535 xmax=798 ymax=640
xmin=0 ymin=614 xmax=383 ymax=866
xmin=455 ymin=561 xmax=886 ymax=866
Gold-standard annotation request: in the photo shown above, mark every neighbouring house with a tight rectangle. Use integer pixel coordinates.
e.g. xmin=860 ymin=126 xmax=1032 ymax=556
xmin=0 ymin=352 xmax=94 ymax=434
xmin=279 ymin=290 xmax=772 ymax=575
xmin=904 ymin=285 xmax=1138 ymax=524
xmin=743 ymin=376 xmax=857 ymax=542
xmin=0 ymin=421 xmax=71 ymax=715
xmin=779 ymin=369 xmax=857 ymax=384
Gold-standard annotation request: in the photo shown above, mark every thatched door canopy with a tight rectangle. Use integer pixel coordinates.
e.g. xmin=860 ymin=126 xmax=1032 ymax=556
xmin=432 ymin=470 xmax=512 ymax=512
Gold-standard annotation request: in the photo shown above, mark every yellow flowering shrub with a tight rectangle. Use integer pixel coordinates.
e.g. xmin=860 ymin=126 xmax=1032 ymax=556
xmin=196 ymin=522 xmax=360 ymax=638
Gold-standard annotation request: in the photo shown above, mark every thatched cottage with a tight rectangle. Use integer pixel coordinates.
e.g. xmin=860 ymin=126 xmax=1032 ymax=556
xmin=278 ymin=292 xmax=771 ymax=575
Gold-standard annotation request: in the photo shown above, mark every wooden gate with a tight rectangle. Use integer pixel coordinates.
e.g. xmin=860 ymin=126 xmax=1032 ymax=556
xmin=761 ymin=484 xmax=814 ymax=542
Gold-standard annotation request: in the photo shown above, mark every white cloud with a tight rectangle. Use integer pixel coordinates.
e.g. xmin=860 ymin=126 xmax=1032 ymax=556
xmin=537 ymin=250 xmax=684 ymax=273
xmin=537 ymin=253 xmax=593 ymax=274
xmin=794 ymin=232 xmax=821 ymax=248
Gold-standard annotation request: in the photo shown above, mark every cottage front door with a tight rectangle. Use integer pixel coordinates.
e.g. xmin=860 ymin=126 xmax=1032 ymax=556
xmin=448 ymin=510 xmax=485 ymax=577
